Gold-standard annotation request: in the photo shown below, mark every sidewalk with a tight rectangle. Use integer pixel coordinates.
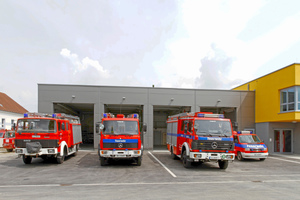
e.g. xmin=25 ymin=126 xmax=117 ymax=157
xmin=270 ymin=153 xmax=300 ymax=160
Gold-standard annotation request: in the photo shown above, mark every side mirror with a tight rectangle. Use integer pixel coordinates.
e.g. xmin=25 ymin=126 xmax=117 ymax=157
xmin=95 ymin=122 xmax=104 ymax=135
xmin=194 ymin=124 xmax=198 ymax=132
xmin=142 ymin=123 xmax=147 ymax=133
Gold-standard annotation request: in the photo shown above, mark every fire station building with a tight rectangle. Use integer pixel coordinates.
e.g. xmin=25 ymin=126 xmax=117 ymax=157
xmin=37 ymin=63 xmax=300 ymax=154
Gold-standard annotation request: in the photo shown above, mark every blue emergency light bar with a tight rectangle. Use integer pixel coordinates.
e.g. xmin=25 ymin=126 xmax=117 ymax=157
xmin=24 ymin=113 xmax=28 ymax=118
xmin=52 ymin=114 xmax=56 ymax=118
xmin=237 ymin=131 xmax=253 ymax=134
xmin=197 ymin=113 xmax=224 ymax=118
xmin=103 ymin=113 xmax=107 ymax=118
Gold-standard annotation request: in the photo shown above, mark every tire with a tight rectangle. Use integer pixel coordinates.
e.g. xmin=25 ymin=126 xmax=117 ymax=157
xmin=100 ymin=157 xmax=106 ymax=166
xmin=74 ymin=144 xmax=79 ymax=156
xmin=57 ymin=147 xmax=66 ymax=164
xmin=136 ymin=157 xmax=142 ymax=166
xmin=182 ymin=150 xmax=192 ymax=168
xmin=218 ymin=160 xmax=228 ymax=169
xmin=260 ymin=158 xmax=266 ymax=161
xmin=171 ymin=147 xmax=178 ymax=160
xmin=237 ymin=152 xmax=244 ymax=161
xmin=23 ymin=155 xmax=32 ymax=164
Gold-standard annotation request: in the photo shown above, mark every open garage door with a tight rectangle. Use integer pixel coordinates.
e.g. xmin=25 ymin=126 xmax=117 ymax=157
xmin=153 ymin=106 xmax=191 ymax=150
xmin=53 ymin=103 xmax=94 ymax=148
xmin=104 ymin=104 xmax=144 ymax=139
xmin=200 ymin=107 xmax=237 ymax=131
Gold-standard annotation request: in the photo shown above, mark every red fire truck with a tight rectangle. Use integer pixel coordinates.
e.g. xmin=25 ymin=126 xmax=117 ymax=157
xmin=96 ymin=113 xmax=146 ymax=166
xmin=167 ymin=112 xmax=235 ymax=169
xmin=15 ymin=113 xmax=82 ymax=164
xmin=233 ymin=131 xmax=268 ymax=161
xmin=3 ymin=130 xmax=15 ymax=152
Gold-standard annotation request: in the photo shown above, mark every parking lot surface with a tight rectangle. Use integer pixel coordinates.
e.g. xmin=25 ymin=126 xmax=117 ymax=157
xmin=1 ymin=148 xmax=300 ymax=199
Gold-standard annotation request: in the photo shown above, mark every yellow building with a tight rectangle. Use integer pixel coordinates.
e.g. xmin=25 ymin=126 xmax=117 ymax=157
xmin=233 ymin=63 xmax=300 ymax=154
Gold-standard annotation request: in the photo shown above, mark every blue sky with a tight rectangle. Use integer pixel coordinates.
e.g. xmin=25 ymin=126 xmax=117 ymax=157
xmin=1 ymin=0 xmax=300 ymax=112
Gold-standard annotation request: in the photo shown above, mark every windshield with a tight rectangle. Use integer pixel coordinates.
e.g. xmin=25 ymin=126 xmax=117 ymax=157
xmin=0 ymin=133 xmax=3 ymax=137
xmin=5 ymin=131 xmax=15 ymax=138
xmin=17 ymin=119 xmax=57 ymax=133
xmin=103 ymin=121 xmax=138 ymax=135
xmin=239 ymin=135 xmax=262 ymax=143
xmin=194 ymin=120 xmax=232 ymax=136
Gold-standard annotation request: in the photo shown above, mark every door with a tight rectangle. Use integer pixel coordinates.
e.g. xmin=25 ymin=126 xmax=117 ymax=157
xmin=274 ymin=130 xmax=292 ymax=153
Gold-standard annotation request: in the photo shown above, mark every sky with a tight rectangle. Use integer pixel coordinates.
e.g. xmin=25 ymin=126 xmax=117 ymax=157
xmin=1 ymin=0 xmax=300 ymax=112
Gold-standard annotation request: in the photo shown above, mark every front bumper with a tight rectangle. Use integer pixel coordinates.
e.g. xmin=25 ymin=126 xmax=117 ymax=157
xmin=15 ymin=148 xmax=58 ymax=156
xmin=241 ymin=152 xmax=269 ymax=159
xmin=189 ymin=152 xmax=235 ymax=161
xmin=99 ymin=149 xmax=142 ymax=158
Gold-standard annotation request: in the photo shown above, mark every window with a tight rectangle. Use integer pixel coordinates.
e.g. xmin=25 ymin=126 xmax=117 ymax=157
xmin=281 ymin=87 xmax=297 ymax=112
xmin=1 ymin=118 xmax=5 ymax=128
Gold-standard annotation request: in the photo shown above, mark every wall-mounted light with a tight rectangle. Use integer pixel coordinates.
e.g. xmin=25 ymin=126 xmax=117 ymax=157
xmin=122 ymin=97 xmax=126 ymax=101
xmin=170 ymin=98 xmax=174 ymax=101
xmin=72 ymin=95 xmax=76 ymax=99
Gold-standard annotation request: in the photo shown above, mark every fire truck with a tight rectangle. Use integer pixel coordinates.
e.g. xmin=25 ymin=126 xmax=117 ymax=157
xmin=233 ymin=131 xmax=268 ymax=161
xmin=3 ymin=130 xmax=15 ymax=152
xmin=96 ymin=113 xmax=146 ymax=166
xmin=15 ymin=113 xmax=82 ymax=164
xmin=167 ymin=112 xmax=235 ymax=169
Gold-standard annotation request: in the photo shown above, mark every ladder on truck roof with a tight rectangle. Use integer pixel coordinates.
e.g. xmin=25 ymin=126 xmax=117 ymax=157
xmin=24 ymin=112 xmax=80 ymax=124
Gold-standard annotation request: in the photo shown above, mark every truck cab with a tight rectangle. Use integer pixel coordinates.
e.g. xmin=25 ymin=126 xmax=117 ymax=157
xmin=233 ymin=131 xmax=268 ymax=161
xmin=96 ymin=113 xmax=146 ymax=166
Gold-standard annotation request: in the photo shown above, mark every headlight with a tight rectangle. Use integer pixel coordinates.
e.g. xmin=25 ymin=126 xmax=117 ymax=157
xmin=134 ymin=150 xmax=141 ymax=154
xmin=16 ymin=149 xmax=23 ymax=154
xmin=245 ymin=148 xmax=250 ymax=151
xmin=194 ymin=154 xmax=202 ymax=158
xmin=263 ymin=148 xmax=267 ymax=151
xmin=48 ymin=149 xmax=55 ymax=153
xmin=101 ymin=151 xmax=107 ymax=154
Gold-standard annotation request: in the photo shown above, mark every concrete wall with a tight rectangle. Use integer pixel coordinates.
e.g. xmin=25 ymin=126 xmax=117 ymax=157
xmin=38 ymin=84 xmax=255 ymax=149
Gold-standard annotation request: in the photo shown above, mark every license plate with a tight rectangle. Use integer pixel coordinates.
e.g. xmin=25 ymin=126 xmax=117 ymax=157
xmin=209 ymin=156 xmax=218 ymax=159
xmin=32 ymin=135 xmax=41 ymax=138
xmin=254 ymin=153 xmax=262 ymax=156
xmin=116 ymin=154 xmax=126 ymax=157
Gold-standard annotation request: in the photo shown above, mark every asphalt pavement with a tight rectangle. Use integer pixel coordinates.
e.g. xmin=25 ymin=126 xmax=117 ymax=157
xmin=1 ymin=148 xmax=300 ymax=200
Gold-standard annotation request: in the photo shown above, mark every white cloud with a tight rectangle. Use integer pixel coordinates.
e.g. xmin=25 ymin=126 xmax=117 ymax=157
xmin=60 ymin=48 xmax=110 ymax=78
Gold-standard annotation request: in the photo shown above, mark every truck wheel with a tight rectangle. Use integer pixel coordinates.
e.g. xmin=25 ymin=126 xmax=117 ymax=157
xmin=182 ymin=150 xmax=191 ymax=168
xmin=260 ymin=158 xmax=266 ymax=161
xmin=23 ymin=155 xmax=32 ymax=164
xmin=100 ymin=157 xmax=106 ymax=166
xmin=57 ymin=148 xmax=66 ymax=164
xmin=74 ymin=144 xmax=79 ymax=156
xmin=136 ymin=157 xmax=142 ymax=166
xmin=237 ymin=152 xmax=244 ymax=161
xmin=218 ymin=160 xmax=228 ymax=169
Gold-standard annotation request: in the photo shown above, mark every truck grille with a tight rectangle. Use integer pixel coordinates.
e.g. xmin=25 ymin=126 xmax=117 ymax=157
xmin=191 ymin=140 xmax=234 ymax=151
xmin=15 ymin=139 xmax=59 ymax=148
xmin=103 ymin=143 xmax=138 ymax=149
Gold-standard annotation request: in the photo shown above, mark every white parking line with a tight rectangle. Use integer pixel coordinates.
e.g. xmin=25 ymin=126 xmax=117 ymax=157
xmin=148 ymin=151 xmax=177 ymax=178
xmin=269 ymin=156 xmax=300 ymax=164
xmin=2 ymin=179 xmax=300 ymax=188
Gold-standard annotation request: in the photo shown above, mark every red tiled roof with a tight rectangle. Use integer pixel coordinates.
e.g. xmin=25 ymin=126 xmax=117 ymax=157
xmin=0 ymin=92 xmax=28 ymax=114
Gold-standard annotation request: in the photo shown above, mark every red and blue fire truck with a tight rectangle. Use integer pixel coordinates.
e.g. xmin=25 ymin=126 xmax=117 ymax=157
xmin=233 ymin=131 xmax=268 ymax=161
xmin=167 ymin=112 xmax=235 ymax=169
xmin=3 ymin=130 xmax=15 ymax=152
xmin=15 ymin=113 xmax=82 ymax=164
xmin=96 ymin=113 xmax=146 ymax=166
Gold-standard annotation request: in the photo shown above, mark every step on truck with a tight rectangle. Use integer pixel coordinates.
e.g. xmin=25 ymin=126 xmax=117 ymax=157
xmin=167 ymin=112 xmax=235 ymax=169
xmin=96 ymin=113 xmax=146 ymax=166
xmin=15 ymin=113 xmax=82 ymax=164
